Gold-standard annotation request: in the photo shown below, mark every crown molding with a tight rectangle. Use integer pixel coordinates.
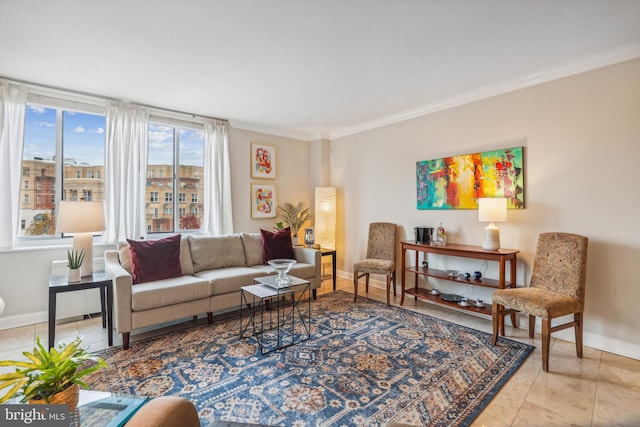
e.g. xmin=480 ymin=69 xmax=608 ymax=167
xmin=329 ymin=42 xmax=640 ymax=140
xmin=229 ymin=120 xmax=316 ymax=141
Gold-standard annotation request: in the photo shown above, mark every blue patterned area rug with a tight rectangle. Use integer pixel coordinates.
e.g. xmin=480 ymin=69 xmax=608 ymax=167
xmin=86 ymin=291 xmax=533 ymax=426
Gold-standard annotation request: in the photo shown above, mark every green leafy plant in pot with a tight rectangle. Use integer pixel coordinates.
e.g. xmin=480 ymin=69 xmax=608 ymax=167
xmin=275 ymin=202 xmax=313 ymax=244
xmin=0 ymin=336 xmax=107 ymax=411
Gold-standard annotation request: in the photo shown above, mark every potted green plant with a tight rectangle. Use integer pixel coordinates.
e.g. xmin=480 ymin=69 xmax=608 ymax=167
xmin=276 ymin=202 xmax=313 ymax=245
xmin=0 ymin=336 xmax=106 ymax=410
xmin=67 ymin=249 xmax=85 ymax=282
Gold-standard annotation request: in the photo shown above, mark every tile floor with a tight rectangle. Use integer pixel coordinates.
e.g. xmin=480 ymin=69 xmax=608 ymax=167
xmin=1 ymin=277 xmax=639 ymax=426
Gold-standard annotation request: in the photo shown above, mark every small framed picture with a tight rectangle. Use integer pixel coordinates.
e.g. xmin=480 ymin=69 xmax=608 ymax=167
xmin=251 ymin=183 xmax=276 ymax=218
xmin=251 ymin=143 xmax=276 ymax=179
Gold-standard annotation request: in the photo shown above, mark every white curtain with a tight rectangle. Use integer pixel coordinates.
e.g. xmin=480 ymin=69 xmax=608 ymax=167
xmin=104 ymin=102 xmax=149 ymax=243
xmin=0 ymin=80 xmax=27 ymax=248
xmin=203 ymin=119 xmax=233 ymax=235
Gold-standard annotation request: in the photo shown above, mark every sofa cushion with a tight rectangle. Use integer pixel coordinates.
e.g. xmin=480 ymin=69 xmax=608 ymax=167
xmin=131 ymin=275 xmax=210 ymax=311
xmin=189 ymin=234 xmax=246 ymax=273
xmin=127 ymin=235 xmax=182 ymax=285
xmin=240 ymin=232 xmax=264 ymax=266
xmin=118 ymin=237 xmax=193 ymax=276
xmin=118 ymin=242 xmax=133 ymax=274
xmin=195 ymin=267 xmax=266 ymax=296
xmin=260 ymin=227 xmax=295 ymax=262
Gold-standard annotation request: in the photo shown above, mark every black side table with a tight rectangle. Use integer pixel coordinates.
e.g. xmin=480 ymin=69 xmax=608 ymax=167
xmin=49 ymin=270 xmax=113 ymax=349
xmin=321 ymin=249 xmax=337 ymax=291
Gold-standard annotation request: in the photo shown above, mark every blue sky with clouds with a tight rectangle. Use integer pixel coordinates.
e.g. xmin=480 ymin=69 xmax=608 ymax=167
xmin=23 ymin=105 xmax=203 ymax=167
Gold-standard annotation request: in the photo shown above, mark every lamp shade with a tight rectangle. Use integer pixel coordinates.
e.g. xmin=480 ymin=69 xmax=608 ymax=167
xmin=314 ymin=187 xmax=336 ymax=250
xmin=478 ymin=198 xmax=507 ymax=223
xmin=57 ymin=201 xmax=106 ymax=233
xmin=478 ymin=198 xmax=507 ymax=251
xmin=57 ymin=201 xmax=105 ymax=277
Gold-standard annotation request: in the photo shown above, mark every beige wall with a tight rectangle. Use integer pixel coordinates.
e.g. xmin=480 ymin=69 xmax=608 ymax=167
xmin=331 ymin=58 xmax=640 ymax=358
xmin=228 ymin=127 xmax=314 ymax=234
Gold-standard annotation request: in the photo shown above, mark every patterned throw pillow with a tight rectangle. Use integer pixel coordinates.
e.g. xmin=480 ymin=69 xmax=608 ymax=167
xmin=260 ymin=227 xmax=295 ymax=263
xmin=127 ymin=234 xmax=182 ymax=284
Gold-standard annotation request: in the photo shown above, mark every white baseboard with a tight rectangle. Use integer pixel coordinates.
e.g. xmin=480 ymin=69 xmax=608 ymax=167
xmin=0 ymin=311 xmax=47 ymax=331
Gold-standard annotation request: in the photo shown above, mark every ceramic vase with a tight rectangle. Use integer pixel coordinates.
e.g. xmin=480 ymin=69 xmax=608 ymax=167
xmin=68 ymin=268 xmax=81 ymax=283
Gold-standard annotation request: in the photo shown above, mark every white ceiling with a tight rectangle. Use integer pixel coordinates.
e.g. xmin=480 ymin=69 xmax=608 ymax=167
xmin=2 ymin=0 xmax=640 ymax=140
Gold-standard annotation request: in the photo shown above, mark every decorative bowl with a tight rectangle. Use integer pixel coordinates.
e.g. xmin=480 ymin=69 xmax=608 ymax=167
xmin=268 ymin=259 xmax=297 ymax=284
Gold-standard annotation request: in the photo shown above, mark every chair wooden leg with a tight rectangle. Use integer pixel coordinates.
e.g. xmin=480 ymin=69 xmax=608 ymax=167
xmin=541 ymin=317 xmax=551 ymax=372
xmin=528 ymin=314 xmax=536 ymax=338
xmin=385 ymin=274 xmax=391 ymax=306
xmin=122 ymin=332 xmax=130 ymax=350
xmin=365 ymin=273 xmax=370 ymax=292
xmin=392 ymin=271 xmax=397 ymax=296
xmin=575 ymin=312 xmax=583 ymax=358
xmin=353 ymin=271 xmax=358 ymax=302
xmin=207 ymin=312 xmax=213 ymax=324
xmin=491 ymin=302 xmax=500 ymax=345
xmin=510 ymin=311 xmax=518 ymax=329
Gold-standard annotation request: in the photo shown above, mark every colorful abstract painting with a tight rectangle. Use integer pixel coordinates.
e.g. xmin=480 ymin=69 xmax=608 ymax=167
xmin=416 ymin=147 xmax=524 ymax=210
xmin=251 ymin=183 xmax=276 ymax=218
xmin=251 ymin=143 xmax=276 ymax=179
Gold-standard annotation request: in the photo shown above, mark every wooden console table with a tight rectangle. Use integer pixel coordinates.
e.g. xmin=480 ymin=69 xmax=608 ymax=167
xmin=400 ymin=241 xmax=519 ymax=334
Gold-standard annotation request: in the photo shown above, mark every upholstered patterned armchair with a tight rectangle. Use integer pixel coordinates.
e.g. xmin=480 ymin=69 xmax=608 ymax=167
xmin=353 ymin=222 xmax=397 ymax=305
xmin=491 ymin=232 xmax=588 ymax=372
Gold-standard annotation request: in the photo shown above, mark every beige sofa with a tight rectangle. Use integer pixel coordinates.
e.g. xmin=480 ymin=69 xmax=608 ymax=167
xmin=104 ymin=232 xmax=321 ymax=349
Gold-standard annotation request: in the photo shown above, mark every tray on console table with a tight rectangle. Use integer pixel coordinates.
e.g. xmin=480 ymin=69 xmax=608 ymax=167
xmin=400 ymin=241 xmax=519 ymax=329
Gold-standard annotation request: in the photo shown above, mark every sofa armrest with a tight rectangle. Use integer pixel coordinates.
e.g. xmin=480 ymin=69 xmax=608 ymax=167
xmin=105 ymin=250 xmax=133 ymax=334
xmin=293 ymin=247 xmax=321 ymax=288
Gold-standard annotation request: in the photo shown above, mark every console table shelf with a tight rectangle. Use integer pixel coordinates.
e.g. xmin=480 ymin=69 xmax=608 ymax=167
xmin=403 ymin=266 xmax=505 ymax=289
xmin=404 ymin=287 xmax=492 ymax=315
xmin=401 ymin=241 xmax=519 ymax=331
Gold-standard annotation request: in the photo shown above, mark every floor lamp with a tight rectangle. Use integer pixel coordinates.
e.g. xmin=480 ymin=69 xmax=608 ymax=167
xmin=56 ymin=201 xmax=106 ymax=277
xmin=314 ymin=187 xmax=336 ymax=250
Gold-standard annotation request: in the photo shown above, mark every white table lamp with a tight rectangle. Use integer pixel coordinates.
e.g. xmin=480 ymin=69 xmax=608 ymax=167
xmin=478 ymin=198 xmax=507 ymax=251
xmin=56 ymin=201 xmax=106 ymax=277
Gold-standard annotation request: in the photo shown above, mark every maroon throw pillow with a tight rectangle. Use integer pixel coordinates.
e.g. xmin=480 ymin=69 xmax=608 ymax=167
xmin=127 ymin=234 xmax=182 ymax=284
xmin=260 ymin=227 xmax=295 ymax=263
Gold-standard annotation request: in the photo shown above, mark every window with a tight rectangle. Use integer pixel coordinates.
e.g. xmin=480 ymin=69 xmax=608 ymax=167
xmin=21 ymin=220 xmax=26 ymax=229
xmin=83 ymin=190 xmax=92 ymax=201
xmin=150 ymin=192 xmax=158 ymax=202
xmin=24 ymin=181 xmax=29 ymax=189
xmin=18 ymin=104 xmax=105 ymax=238
xmin=88 ymin=171 xmax=94 ymax=179
xmin=147 ymin=123 xmax=204 ymax=233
